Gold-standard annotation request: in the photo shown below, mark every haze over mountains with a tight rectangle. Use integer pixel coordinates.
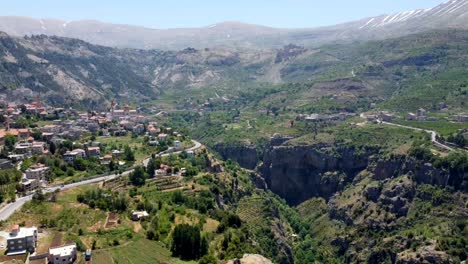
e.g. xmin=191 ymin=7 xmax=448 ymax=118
xmin=1 ymin=0 xmax=467 ymax=50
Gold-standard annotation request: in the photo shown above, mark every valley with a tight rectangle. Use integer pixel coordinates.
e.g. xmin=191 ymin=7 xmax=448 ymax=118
xmin=0 ymin=1 xmax=467 ymax=263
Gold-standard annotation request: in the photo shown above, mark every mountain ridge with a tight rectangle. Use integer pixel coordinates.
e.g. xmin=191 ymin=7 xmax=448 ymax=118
xmin=0 ymin=0 xmax=467 ymax=50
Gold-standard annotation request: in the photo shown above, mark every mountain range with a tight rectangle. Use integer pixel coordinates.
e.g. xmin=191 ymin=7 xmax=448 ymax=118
xmin=0 ymin=0 xmax=467 ymax=50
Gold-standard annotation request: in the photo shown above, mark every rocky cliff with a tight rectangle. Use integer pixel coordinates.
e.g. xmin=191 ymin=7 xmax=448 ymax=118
xmin=259 ymin=143 xmax=378 ymax=204
xmin=213 ymin=143 xmax=259 ymax=170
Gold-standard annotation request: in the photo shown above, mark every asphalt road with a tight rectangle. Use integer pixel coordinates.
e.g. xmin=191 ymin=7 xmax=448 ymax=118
xmin=0 ymin=140 xmax=202 ymax=221
xmin=381 ymin=121 xmax=454 ymax=152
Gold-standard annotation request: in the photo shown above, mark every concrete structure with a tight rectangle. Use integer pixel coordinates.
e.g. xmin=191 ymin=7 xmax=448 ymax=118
xmin=21 ymin=177 xmax=40 ymax=192
xmin=6 ymin=225 xmax=38 ymax=255
xmin=25 ymin=164 xmax=50 ymax=180
xmin=48 ymin=243 xmax=77 ymax=264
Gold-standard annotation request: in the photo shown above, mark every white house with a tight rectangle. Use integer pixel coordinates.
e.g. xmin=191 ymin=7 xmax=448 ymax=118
xmin=131 ymin=211 xmax=149 ymax=221
xmin=48 ymin=243 xmax=77 ymax=264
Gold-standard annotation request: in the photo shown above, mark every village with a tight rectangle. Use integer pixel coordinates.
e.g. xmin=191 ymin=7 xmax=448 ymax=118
xmin=0 ymin=98 xmax=200 ymax=264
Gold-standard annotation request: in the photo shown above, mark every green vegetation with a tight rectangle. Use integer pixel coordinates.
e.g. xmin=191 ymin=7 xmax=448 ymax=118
xmin=393 ymin=120 xmax=468 ymax=136
xmin=0 ymin=169 xmax=21 ymax=202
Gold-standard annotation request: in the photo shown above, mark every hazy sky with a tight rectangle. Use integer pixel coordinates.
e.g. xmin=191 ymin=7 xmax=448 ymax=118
xmin=1 ymin=0 xmax=446 ymax=28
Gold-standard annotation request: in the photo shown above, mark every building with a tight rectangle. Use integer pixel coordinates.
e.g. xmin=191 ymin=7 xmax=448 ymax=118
xmin=158 ymin=133 xmax=168 ymax=141
xmin=21 ymin=177 xmax=40 ymax=192
xmin=111 ymin=149 xmax=122 ymax=158
xmin=86 ymin=147 xmax=101 ymax=158
xmin=63 ymin=149 xmax=86 ymax=162
xmin=417 ymin=108 xmax=427 ymax=121
xmin=378 ymin=111 xmax=396 ymax=122
xmin=173 ymin=140 xmax=183 ymax=150
xmin=454 ymin=113 xmax=468 ymax=123
xmin=48 ymin=243 xmax=77 ymax=264
xmin=31 ymin=141 xmax=46 ymax=155
xmin=6 ymin=225 xmax=38 ymax=255
xmin=132 ymin=124 xmax=145 ymax=135
xmin=41 ymin=125 xmax=61 ymax=134
xmin=406 ymin=113 xmax=417 ymax=120
xmin=131 ymin=211 xmax=149 ymax=221
xmin=0 ymin=159 xmax=14 ymax=170
xmin=100 ymin=154 xmax=113 ymax=165
xmin=14 ymin=142 xmax=31 ymax=154
xmin=25 ymin=163 xmax=49 ymax=180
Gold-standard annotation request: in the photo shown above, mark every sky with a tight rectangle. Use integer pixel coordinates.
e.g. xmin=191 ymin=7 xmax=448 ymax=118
xmin=1 ymin=0 xmax=446 ymax=29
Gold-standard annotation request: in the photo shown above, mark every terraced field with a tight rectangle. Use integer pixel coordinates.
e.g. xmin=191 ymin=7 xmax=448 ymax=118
xmin=92 ymin=239 xmax=195 ymax=264
xmin=236 ymin=196 xmax=269 ymax=225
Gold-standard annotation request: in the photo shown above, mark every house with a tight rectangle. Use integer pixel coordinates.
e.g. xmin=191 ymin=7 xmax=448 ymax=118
xmin=31 ymin=141 xmax=46 ymax=155
xmin=155 ymin=164 xmax=171 ymax=177
xmin=379 ymin=111 xmax=396 ymax=122
xmin=112 ymin=150 xmax=122 ymax=158
xmin=147 ymin=126 xmax=160 ymax=136
xmin=100 ymin=154 xmax=113 ymax=165
xmin=86 ymin=122 xmax=100 ymax=132
xmin=86 ymin=147 xmax=101 ymax=158
xmin=21 ymin=177 xmax=40 ymax=192
xmin=63 ymin=149 xmax=86 ymax=162
xmin=417 ymin=108 xmax=427 ymax=120
xmin=0 ymin=159 xmax=14 ymax=170
xmin=25 ymin=163 xmax=50 ymax=180
xmin=132 ymin=124 xmax=145 ymax=135
xmin=41 ymin=125 xmax=61 ymax=134
xmin=173 ymin=140 xmax=183 ymax=150
xmin=454 ymin=113 xmax=468 ymax=123
xmin=158 ymin=133 xmax=168 ymax=141
xmin=14 ymin=142 xmax=31 ymax=154
xmin=406 ymin=113 xmax=418 ymax=121
xmin=0 ymin=129 xmax=30 ymax=146
xmin=6 ymin=225 xmax=38 ymax=255
xmin=187 ymin=150 xmax=195 ymax=158
xmin=48 ymin=243 xmax=77 ymax=264
xmin=131 ymin=211 xmax=149 ymax=221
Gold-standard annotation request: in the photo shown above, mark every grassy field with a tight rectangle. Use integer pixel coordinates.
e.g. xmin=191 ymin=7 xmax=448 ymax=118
xmin=97 ymin=135 xmax=152 ymax=163
xmin=392 ymin=120 xmax=468 ymax=136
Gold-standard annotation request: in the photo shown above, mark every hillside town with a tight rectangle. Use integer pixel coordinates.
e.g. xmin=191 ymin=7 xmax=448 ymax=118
xmin=0 ymin=98 xmax=200 ymax=263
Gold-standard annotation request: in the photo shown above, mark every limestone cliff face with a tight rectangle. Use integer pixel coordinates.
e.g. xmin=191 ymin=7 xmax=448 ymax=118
xmin=259 ymin=144 xmax=377 ymax=204
xmin=369 ymin=157 xmax=468 ymax=192
xmin=213 ymin=143 xmax=258 ymax=170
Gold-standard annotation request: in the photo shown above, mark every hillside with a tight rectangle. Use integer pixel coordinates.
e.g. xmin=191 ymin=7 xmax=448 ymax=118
xmin=1 ymin=29 xmax=467 ymax=111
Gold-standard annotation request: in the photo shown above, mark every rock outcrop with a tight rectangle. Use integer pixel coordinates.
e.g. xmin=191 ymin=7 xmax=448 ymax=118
xmin=214 ymin=143 xmax=259 ymax=170
xmin=226 ymin=254 xmax=273 ymax=264
xmin=259 ymin=144 xmax=377 ymax=204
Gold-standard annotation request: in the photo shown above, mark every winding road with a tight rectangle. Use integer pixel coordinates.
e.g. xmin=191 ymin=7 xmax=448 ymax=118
xmin=380 ymin=121 xmax=454 ymax=152
xmin=0 ymin=140 xmax=203 ymax=221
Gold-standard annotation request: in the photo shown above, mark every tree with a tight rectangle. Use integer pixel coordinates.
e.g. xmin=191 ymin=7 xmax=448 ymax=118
xmin=129 ymin=166 xmax=147 ymax=186
xmin=109 ymin=160 xmax=116 ymax=171
xmin=171 ymin=224 xmax=207 ymax=260
xmin=146 ymin=158 xmax=157 ymax=178
xmin=4 ymin=135 xmax=17 ymax=150
xmin=73 ymin=158 xmax=87 ymax=171
xmin=49 ymin=142 xmax=56 ymax=155
xmin=124 ymin=145 xmax=135 ymax=162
